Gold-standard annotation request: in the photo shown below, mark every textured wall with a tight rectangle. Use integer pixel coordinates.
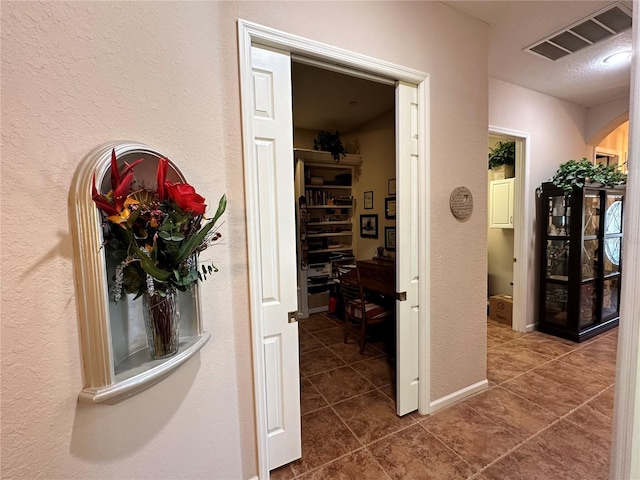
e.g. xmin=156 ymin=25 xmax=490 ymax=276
xmin=2 ymin=1 xmax=490 ymax=478
xmin=346 ymin=110 xmax=396 ymax=260
xmin=489 ymin=78 xmax=591 ymax=330
xmin=1 ymin=2 xmax=254 ymax=478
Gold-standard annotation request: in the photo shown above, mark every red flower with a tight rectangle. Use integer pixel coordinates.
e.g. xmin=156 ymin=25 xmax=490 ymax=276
xmin=165 ymin=181 xmax=207 ymax=215
xmin=156 ymin=157 xmax=169 ymax=200
xmin=92 ymin=149 xmax=143 ymax=217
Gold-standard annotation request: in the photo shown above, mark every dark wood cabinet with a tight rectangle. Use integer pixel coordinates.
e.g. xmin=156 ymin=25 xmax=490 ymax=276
xmin=537 ymin=182 xmax=624 ymax=342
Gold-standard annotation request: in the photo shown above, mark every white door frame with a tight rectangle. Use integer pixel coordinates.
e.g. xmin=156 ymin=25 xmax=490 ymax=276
xmin=488 ymin=126 xmax=531 ymax=333
xmin=238 ymin=19 xmax=430 ymax=479
xmin=610 ymin=4 xmax=640 ymax=476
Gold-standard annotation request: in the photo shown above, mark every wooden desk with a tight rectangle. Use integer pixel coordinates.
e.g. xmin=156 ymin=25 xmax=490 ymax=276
xmin=357 ymin=258 xmax=395 ymax=298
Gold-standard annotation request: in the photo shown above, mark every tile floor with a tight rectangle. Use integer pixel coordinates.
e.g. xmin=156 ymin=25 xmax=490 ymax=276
xmin=271 ymin=312 xmax=618 ymax=480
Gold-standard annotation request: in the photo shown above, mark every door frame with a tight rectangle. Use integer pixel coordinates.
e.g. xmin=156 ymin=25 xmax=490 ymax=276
xmin=238 ymin=19 xmax=430 ymax=478
xmin=488 ymin=126 xmax=531 ymax=333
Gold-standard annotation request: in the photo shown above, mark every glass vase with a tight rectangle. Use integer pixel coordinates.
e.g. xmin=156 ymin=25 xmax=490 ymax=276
xmin=142 ymin=286 xmax=180 ymax=359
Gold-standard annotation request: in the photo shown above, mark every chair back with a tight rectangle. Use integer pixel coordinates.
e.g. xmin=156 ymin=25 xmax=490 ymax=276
xmin=336 ymin=263 xmax=364 ymax=318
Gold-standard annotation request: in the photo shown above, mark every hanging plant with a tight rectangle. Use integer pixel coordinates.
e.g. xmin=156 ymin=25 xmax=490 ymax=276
xmin=313 ymin=130 xmax=347 ymax=161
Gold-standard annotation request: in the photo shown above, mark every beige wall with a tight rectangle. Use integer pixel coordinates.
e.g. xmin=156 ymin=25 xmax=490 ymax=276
xmin=2 ymin=1 xmax=489 ymax=478
xmin=345 ymin=110 xmax=396 ymax=260
xmin=489 ymin=78 xmax=591 ymax=330
xmin=597 ymin=121 xmax=629 ymax=172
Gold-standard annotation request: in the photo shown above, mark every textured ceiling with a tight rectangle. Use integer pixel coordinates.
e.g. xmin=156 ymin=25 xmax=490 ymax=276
xmin=443 ymin=0 xmax=632 ymax=107
xmin=292 ymin=1 xmax=633 ymax=134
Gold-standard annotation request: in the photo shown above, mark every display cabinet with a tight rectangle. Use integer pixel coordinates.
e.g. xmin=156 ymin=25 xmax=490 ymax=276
xmin=537 ymin=182 xmax=624 ymax=342
xmin=294 ymin=149 xmax=361 ymax=317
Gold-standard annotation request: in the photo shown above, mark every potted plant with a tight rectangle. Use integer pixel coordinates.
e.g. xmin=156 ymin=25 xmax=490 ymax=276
xmin=546 ymin=158 xmax=626 ymax=195
xmin=313 ymin=130 xmax=348 ymax=161
xmin=488 ymin=140 xmax=515 ymax=179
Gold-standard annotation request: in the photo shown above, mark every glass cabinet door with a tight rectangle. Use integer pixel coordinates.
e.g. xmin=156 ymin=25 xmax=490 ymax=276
xmin=547 ymin=195 xmax=570 ymax=236
xmin=604 ymin=194 xmax=623 ymax=275
xmin=583 ymin=193 xmax=600 ymax=237
xmin=546 ymin=239 xmax=570 ymax=280
xmin=605 ymin=194 xmax=623 ymax=235
xmin=602 ymin=277 xmax=621 ymax=320
xmin=544 ymin=283 xmax=569 ymax=325
xmin=579 ymin=282 xmax=597 ymax=328
xmin=581 ymin=239 xmax=598 ymax=281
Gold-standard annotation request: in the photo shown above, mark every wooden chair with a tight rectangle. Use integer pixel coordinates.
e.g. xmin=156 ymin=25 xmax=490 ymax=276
xmin=336 ymin=263 xmax=394 ymax=354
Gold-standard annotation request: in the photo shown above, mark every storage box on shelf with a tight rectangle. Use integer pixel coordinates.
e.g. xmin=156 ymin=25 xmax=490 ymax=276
xmin=537 ymin=182 xmax=624 ymax=342
xmin=294 ymin=148 xmax=361 ymax=317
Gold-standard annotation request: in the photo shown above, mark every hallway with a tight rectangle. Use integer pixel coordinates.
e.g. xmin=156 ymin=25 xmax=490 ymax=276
xmin=271 ymin=313 xmax=617 ymax=479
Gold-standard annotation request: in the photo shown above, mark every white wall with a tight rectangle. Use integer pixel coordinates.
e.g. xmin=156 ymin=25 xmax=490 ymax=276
xmin=2 ymin=2 xmax=489 ymax=478
xmin=489 ymin=78 xmax=591 ymax=330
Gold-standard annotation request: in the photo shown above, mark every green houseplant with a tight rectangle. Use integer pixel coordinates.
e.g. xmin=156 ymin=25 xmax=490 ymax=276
xmin=313 ymin=130 xmax=347 ymax=161
xmin=548 ymin=158 xmax=627 ymax=195
xmin=488 ymin=140 xmax=515 ymax=179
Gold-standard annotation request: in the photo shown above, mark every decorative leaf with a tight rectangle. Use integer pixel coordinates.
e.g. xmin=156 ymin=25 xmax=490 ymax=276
xmin=174 ymin=194 xmax=227 ymax=264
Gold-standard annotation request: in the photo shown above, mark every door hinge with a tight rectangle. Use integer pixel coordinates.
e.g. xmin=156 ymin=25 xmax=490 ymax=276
xmin=396 ymin=291 xmax=407 ymax=301
xmin=288 ymin=311 xmax=298 ymax=323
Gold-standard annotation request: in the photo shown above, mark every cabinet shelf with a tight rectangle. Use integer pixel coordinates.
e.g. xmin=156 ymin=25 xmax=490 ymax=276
xmin=307 ymin=204 xmax=353 ymax=209
xmin=309 ymin=247 xmax=353 ymax=254
xmin=308 ymin=221 xmax=352 ymax=226
xmin=307 ymin=232 xmax=352 ymax=238
xmin=295 ymin=148 xmax=360 ymax=318
xmin=305 ymin=184 xmax=351 ymax=190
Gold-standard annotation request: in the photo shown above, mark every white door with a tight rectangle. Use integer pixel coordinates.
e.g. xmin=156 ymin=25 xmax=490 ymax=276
xmin=250 ymin=45 xmax=301 ymax=469
xmin=395 ymin=81 xmax=420 ymax=415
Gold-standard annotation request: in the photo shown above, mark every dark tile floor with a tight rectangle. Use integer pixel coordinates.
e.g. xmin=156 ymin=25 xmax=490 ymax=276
xmin=271 ymin=313 xmax=618 ymax=480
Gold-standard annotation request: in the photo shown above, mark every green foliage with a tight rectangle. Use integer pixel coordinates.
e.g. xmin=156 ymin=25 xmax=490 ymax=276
xmin=313 ymin=130 xmax=347 ymax=161
xmin=488 ymin=141 xmax=515 ymax=169
xmin=550 ymin=158 xmax=627 ymax=194
xmin=106 ymin=194 xmax=227 ymax=299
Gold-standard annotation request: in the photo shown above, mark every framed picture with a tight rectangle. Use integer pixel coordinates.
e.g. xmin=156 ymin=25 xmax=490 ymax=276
xmin=385 ymin=227 xmax=396 ymax=250
xmin=360 ymin=214 xmax=378 ymax=238
xmin=388 ymin=178 xmax=396 ymax=196
xmin=385 ymin=197 xmax=396 ymax=219
xmin=364 ymin=190 xmax=373 ymax=209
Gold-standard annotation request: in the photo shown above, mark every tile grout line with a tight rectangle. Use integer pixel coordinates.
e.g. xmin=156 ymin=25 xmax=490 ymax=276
xmin=466 ymin=383 xmax=615 ymax=479
xmin=414 ymin=420 xmax=480 ymax=476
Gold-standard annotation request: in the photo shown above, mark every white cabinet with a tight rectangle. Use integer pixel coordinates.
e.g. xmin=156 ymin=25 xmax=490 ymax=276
xmin=489 ymin=178 xmax=515 ymax=229
xmin=294 ymin=149 xmax=361 ymax=317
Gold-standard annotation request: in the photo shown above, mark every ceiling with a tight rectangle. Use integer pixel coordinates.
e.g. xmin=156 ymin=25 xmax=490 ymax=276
xmin=291 ymin=62 xmax=395 ymax=132
xmin=292 ymin=1 xmax=632 ymax=133
xmin=443 ymin=0 xmax=632 ymax=107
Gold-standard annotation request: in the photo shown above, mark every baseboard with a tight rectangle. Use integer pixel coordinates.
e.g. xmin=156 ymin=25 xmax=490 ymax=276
xmin=429 ymin=379 xmax=489 ymax=414
xmin=247 ymin=476 xmax=259 ymax=480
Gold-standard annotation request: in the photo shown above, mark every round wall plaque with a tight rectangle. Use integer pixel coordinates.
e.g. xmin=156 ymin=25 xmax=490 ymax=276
xmin=449 ymin=186 xmax=473 ymax=220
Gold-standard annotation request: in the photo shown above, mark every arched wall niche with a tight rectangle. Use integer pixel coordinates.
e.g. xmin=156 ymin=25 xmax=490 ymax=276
xmin=68 ymin=141 xmax=210 ymax=405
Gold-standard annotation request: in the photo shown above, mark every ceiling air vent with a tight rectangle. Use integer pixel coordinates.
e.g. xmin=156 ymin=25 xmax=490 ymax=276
xmin=526 ymin=3 xmax=632 ymax=61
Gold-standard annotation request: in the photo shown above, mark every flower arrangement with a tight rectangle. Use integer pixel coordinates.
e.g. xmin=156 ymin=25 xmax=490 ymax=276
xmin=92 ymin=149 xmax=226 ymax=301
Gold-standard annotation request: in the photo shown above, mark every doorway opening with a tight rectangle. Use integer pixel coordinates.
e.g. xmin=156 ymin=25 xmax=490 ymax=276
xmin=487 ymin=127 xmax=530 ymax=334
xmin=238 ymin=20 xmax=429 ymax=477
